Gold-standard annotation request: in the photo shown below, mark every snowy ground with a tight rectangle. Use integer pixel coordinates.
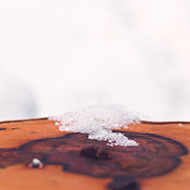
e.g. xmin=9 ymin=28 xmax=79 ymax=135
xmin=0 ymin=0 xmax=190 ymax=121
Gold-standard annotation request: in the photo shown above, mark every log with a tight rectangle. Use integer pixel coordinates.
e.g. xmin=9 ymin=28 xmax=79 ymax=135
xmin=0 ymin=118 xmax=189 ymax=190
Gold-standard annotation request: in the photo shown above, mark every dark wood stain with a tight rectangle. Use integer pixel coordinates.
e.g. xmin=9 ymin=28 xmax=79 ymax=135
xmin=0 ymin=128 xmax=6 ymax=130
xmin=0 ymin=131 xmax=188 ymax=190
xmin=11 ymin=127 xmax=20 ymax=130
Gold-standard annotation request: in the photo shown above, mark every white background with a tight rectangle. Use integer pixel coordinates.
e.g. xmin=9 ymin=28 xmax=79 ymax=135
xmin=0 ymin=0 xmax=190 ymax=121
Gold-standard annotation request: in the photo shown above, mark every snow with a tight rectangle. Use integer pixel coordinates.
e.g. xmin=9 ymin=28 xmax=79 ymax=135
xmin=28 ymin=158 xmax=43 ymax=168
xmin=50 ymin=105 xmax=139 ymax=147
xmin=32 ymin=158 xmax=41 ymax=165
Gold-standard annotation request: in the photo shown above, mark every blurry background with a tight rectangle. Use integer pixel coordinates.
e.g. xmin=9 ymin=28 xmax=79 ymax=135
xmin=0 ymin=0 xmax=190 ymax=121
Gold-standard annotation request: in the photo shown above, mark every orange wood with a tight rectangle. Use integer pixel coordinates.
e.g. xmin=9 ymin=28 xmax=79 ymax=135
xmin=0 ymin=119 xmax=189 ymax=190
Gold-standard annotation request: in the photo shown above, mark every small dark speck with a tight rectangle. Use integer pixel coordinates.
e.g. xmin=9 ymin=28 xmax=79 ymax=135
xmin=124 ymin=181 xmax=140 ymax=190
xmin=0 ymin=128 xmax=6 ymax=130
xmin=31 ymin=131 xmax=38 ymax=134
xmin=11 ymin=127 xmax=20 ymax=130
xmin=108 ymin=175 xmax=140 ymax=190
xmin=80 ymin=146 xmax=111 ymax=160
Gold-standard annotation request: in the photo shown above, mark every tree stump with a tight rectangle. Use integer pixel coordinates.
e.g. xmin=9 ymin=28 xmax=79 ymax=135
xmin=0 ymin=118 xmax=189 ymax=190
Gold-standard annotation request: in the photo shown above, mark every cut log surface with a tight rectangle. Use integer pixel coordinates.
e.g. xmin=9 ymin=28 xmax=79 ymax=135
xmin=0 ymin=118 xmax=189 ymax=190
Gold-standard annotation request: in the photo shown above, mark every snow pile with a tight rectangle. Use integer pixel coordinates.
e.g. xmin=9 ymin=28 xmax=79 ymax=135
xmin=50 ymin=105 xmax=139 ymax=147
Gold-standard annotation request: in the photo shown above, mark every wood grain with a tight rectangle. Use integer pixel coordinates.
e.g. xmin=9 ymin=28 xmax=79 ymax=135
xmin=0 ymin=119 xmax=189 ymax=190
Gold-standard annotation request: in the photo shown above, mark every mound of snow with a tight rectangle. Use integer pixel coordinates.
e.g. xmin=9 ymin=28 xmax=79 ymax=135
xmin=50 ymin=105 xmax=140 ymax=147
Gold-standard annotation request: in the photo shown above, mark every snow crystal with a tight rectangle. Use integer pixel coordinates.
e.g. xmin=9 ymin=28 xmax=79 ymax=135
xmin=32 ymin=158 xmax=41 ymax=165
xmin=50 ymin=105 xmax=140 ymax=147
xmin=28 ymin=158 xmax=43 ymax=168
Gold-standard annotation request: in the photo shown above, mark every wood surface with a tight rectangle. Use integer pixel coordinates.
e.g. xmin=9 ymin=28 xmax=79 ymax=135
xmin=0 ymin=118 xmax=189 ymax=190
